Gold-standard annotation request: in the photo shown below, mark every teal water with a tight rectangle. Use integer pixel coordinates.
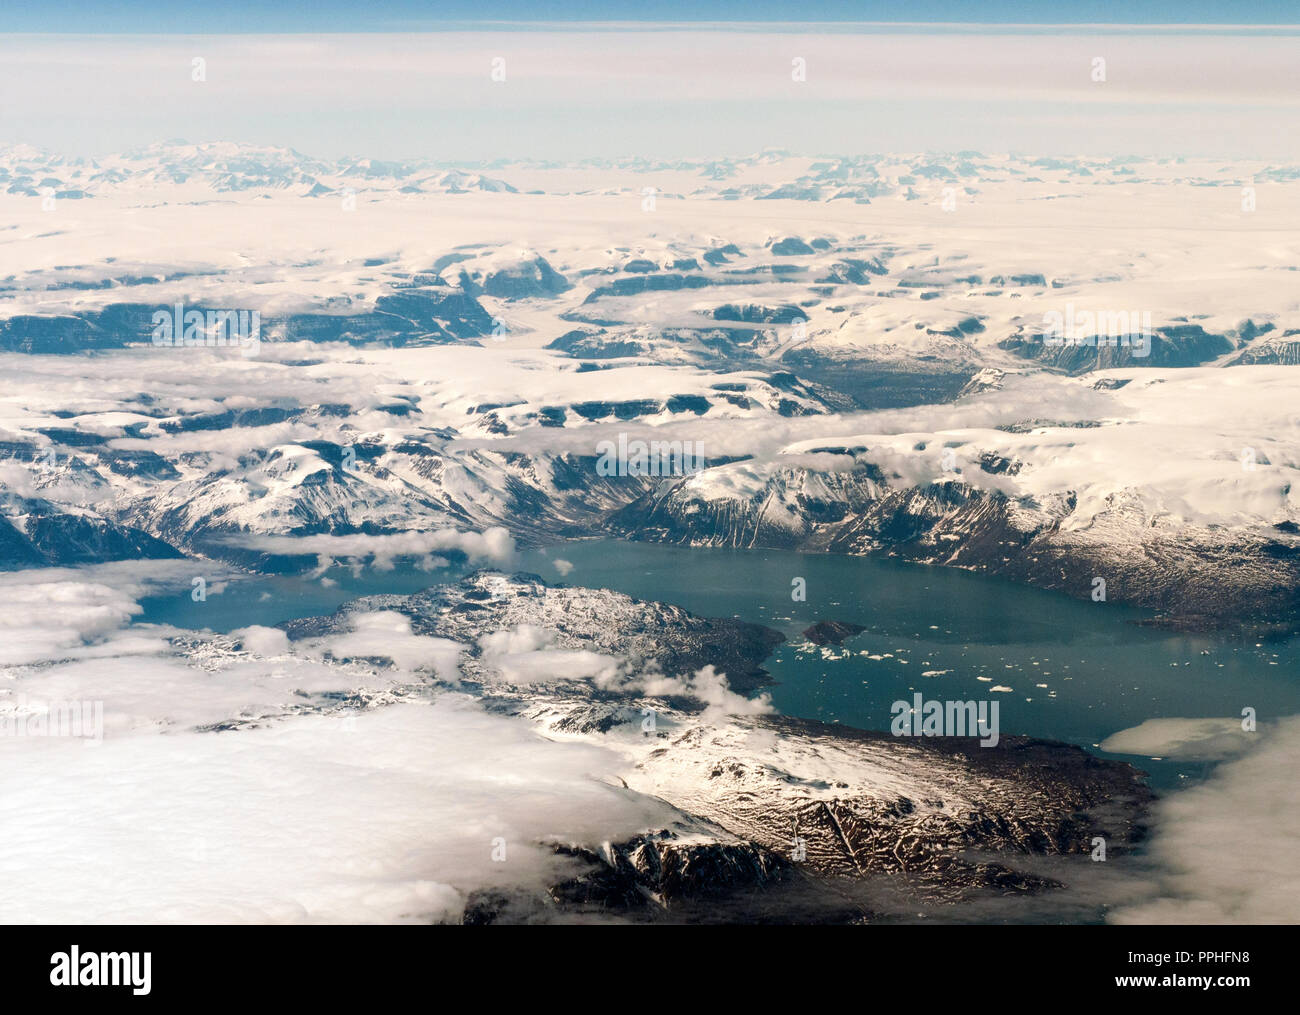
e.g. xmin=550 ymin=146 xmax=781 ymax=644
xmin=138 ymin=560 xmax=479 ymax=632
xmin=521 ymin=541 xmax=1300 ymax=791
xmin=138 ymin=538 xmax=1300 ymax=791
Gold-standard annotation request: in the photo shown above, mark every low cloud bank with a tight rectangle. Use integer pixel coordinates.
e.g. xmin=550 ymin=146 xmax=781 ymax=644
xmin=1110 ymin=715 xmax=1300 ymax=924
xmin=1100 ymin=716 xmax=1257 ymax=762
xmin=240 ymin=526 xmax=517 ymax=571
xmin=0 ymin=565 xmax=729 ymax=923
xmin=0 ymin=699 xmax=675 ymax=923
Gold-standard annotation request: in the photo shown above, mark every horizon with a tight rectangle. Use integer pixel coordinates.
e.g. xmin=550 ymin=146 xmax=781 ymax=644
xmin=3 ymin=24 xmax=1297 ymax=161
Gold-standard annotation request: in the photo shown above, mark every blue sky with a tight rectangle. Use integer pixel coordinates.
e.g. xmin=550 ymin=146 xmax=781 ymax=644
xmin=8 ymin=1 xmax=1299 ymax=32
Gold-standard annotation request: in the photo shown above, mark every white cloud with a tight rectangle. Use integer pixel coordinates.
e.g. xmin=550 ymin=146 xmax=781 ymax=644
xmin=1101 ymin=716 xmax=1257 ymax=761
xmin=1111 ymin=715 xmax=1300 ymax=925
xmin=231 ymin=625 xmax=291 ymax=657
xmin=0 ymin=698 xmax=677 ymax=923
xmin=478 ymin=624 xmax=622 ymax=687
xmin=307 ymin=610 xmax=463 ymax=677
xmin=2 ymin=30 xmax=1297 ymax=160
xmin=240 ymin=527 xmax=517 ymax=569
xmin=0 ymin=565 xmax=686 ymax=923
xmin=0 ymin=578 xmax=141 ymax=666
xmin=637 ymin=664 xmax=774 ymax=721
xmin=474 ymin=627 xmax=769 ymax=718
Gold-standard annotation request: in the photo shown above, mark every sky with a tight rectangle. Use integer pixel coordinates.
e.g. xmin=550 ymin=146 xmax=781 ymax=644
xmin=1 ymin=9 xmax=1297 ymax=161
xmin=6 ymin=1 xmax=1300 ymax=31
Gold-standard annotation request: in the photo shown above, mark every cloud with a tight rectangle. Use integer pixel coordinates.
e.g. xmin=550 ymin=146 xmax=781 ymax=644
xmin=2 ymin=30 xmax=1297 ymax=160
xmin=239 ymin=527 xmax=518 ymax=569
xmin=0 ymin=577 xmax=143 ymax=666
xmin=637 ymin=664 xmax=774 ymax=721
xmin=307 ymin=610 xmax=463 ymax=677
xmin=1100 ymin=716 xmax=1256 ymax=761
xmin=0 ymin=698 xmax=678 ymax=923
xmin=474 ymin=627 xmax=770 ymax=719
xmin=477 ymin=625 xmax=622 ymax=687
xmin=230 ymin=625 xmax=291 ymax=657
xmin=1110 ymin=715 xmax=1300 ymax=925
xmin=0 ymin=565 xmax=686 ymax=923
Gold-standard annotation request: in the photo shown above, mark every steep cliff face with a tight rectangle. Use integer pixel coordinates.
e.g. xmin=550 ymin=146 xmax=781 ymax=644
xmin=9 ymin=405 xmax=1299 ymax=632
xmin=607 ymin=463 xmax=1300 ymax=633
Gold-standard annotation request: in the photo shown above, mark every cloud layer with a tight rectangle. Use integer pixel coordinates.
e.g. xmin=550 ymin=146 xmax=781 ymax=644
xmin=3 ymin=29 xmax=1297 ymax=159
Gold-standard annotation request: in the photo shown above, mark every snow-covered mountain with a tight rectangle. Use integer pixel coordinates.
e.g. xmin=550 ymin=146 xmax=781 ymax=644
xmin=2 ymin=142 xmax=1297 ymax=926
xmin=0 ymin=140 xmax=518 ymax=198
xmin=2 ymin=144 xmax=1299 ymax=634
